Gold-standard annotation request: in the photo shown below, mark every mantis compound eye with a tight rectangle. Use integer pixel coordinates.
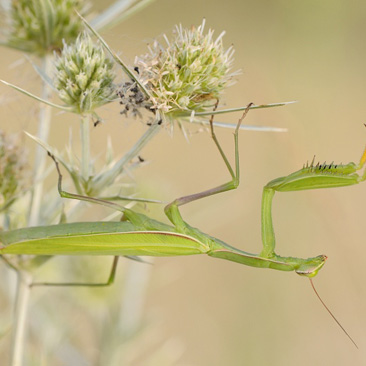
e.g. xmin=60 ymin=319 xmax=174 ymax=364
xmin=295 ymin=255 xmax=327 ymax=277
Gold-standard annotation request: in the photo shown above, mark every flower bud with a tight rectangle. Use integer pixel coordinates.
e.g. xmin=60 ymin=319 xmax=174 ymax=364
xmin=5 ymin=0 xmax=88 ymax=55
xmin=54 ymin=32 xmax=116 ymax=114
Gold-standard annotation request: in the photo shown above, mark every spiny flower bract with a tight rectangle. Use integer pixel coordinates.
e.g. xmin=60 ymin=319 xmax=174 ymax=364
xmin=54 ymin=32 xmax=116 ymax=114
xmin=135 ymin=20 xmax=237 ymax=115
xmin=4 ymin=0 xmax=88 ymax=56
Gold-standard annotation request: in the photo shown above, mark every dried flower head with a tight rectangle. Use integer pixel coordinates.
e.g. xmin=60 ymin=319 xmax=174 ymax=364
xmin=4 ymin=0 xmax=88 ymax=56
xmin=135 ymin=19 xmax=237 ymax=115
xmin=0 ymin=131 xmax=30 ymax=211
xmin=54 ymin=32 xmax=116 ymax=114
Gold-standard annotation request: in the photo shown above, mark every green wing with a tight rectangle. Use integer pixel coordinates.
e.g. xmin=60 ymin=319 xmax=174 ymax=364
xmin=0 ymin=222 xmax=210 ymax=256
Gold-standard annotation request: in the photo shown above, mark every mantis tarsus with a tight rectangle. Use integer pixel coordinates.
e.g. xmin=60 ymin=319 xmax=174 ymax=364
xmin=1 ymin=104 xmax=365 ymax=347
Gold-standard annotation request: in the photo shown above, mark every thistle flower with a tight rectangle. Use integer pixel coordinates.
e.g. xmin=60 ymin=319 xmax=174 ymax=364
xmin=135 ymin=19 xmax=238 ymax=116
xmin=54 ymin=32 xmax=116 ymax=114
xmin=0 ymin=131 xmax=30 ymax=211
xmin=3 ymin=0 xmax=88 ymax=56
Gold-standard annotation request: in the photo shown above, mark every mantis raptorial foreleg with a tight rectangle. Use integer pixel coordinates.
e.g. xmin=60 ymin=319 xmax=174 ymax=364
xmin=261 ymin=145 xmax=366 ymax=258
xmin=255 ymin=145 xmax=366 ymax=349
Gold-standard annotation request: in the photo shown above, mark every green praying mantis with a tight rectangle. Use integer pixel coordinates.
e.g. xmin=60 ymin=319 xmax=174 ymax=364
xmin=0 ymin=104 xmax=365 ymax=347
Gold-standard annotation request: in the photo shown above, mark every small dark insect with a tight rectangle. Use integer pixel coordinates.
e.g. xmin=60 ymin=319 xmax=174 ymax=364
xmin=147 ymin=119 xmax=162 ymax=127
xmin=118 ymin=80 xmax=149 ymax=117
xmin=134 ymin=66 xmax=140 ymax=74
xmin=138 ymin=156 xmax=145 ymax=162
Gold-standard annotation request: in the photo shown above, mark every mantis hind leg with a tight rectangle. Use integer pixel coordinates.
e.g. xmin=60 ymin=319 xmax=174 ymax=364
xmin=48 ymin=152 xmax=163 ymax=215
xmin=31 ymin=256 xmax=120 ymax=288
xmin=47 ymin=152 xmax=164 ymax=229
xmin=165 ymin=102 xmax=253 ymax=230
xmin=1 ymin=255 xmax=122 ymax=288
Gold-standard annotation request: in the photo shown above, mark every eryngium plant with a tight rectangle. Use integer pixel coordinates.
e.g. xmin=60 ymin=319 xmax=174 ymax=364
xmin=0 ymin=131 xmax=29 ymax=212
xmin=4 ymin=0 xmax=88 ymax=55
xmin=135 ymin=19 xmax=237 ymax=115
xmin=54 ymin=32 xmax=116 ymax=114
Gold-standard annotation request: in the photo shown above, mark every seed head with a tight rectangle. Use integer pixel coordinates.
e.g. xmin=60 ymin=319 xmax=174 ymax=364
xmin=4 ymin=0 xmax=88 ymax=56
xmin=0 ymin=131 xmax=30 ymax=211
xmin=54 ymin=32 xmax=116 ymax=114
xmin=135 ymin=20 xmax=238 ymax=115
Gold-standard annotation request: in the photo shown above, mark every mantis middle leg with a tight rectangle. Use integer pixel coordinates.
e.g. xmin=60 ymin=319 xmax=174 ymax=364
xmin=164 ymin=102 xmax=253 ymax=231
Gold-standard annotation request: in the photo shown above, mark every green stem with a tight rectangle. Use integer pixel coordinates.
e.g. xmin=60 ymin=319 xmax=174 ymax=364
xmin=91 ymin=0 xmax=156 ymax=32
xmin=28 ymin=55 xmax=53 ymax=227
xmin=80 ymin=115 xmax=90 ymax=182
xmin=118 ymin=259 xmax=153 ymax=337
xmin=92 ymin=120 xmax=161 ymax=193
xmin=13 ymin=54 xmax=53 ymax=365
xmin=10 ymin=270 xmax=32 ymax=366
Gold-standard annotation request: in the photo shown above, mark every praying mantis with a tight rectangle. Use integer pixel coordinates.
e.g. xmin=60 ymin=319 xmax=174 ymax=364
xmin=0 ymin=104 xmax=365 ymax=346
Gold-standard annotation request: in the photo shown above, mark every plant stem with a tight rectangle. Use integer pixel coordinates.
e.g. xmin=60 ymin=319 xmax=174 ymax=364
xmin=28 ymin=54 xmax=53 ymax=227
xmin=10 ymin=270 xmax=32 ymax=366
xmin=118 ymin=259 xmax=153 ymax=337
xmin=92 ymin=121 xmax=161 ymax=192
xmin=13 ymin=54 xmax=52 ymax=365
xmin=80 ymin=114 xmax=90 ymax=182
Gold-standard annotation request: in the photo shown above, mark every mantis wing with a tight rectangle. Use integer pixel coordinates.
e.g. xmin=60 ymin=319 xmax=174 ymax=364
xmin=0 ymin=222 xmax=210 ymax=256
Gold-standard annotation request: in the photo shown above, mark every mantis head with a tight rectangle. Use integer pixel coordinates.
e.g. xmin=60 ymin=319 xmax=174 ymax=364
xmin=295 ymin=254 xmax=327 ymax=277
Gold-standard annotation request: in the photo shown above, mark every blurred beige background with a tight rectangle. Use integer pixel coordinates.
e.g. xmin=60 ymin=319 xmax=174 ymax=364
xmin=1 ymin=0 xmax=366 ymax=365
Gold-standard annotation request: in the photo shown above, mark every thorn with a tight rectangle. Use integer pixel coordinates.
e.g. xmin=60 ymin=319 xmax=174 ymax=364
xmin=311 ymin=155 xmax=316 ymax=167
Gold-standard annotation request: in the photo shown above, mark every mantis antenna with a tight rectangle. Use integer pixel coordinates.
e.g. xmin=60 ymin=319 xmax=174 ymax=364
xmin=309 ymin=279 xmax=358 ymax=349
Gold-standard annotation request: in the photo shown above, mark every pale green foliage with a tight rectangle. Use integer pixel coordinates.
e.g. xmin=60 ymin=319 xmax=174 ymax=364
xmin=54 ymin=32 xmax=116 ymax=114
xmin=135 ymin=19 xmax=237 ymax=115
xmin=4 ymin=0 xmax=88 ymax=55
xmin=0 ymin=131 xmax=29 ymax=212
